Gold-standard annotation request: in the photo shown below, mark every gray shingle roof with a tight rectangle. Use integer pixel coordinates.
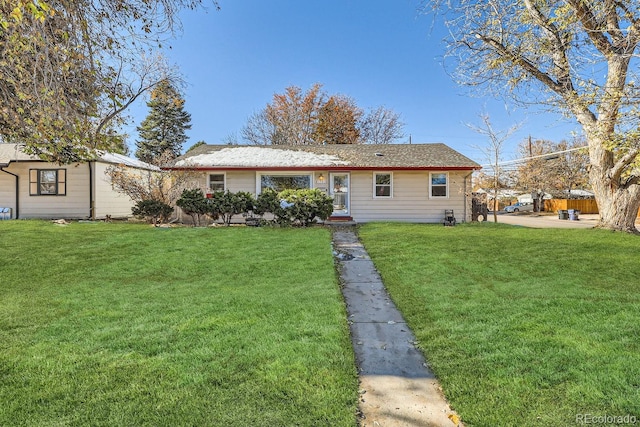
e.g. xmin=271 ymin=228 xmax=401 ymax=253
xmin=0 ymin=144 xmax=158 ymax=170
xmin=0 ymin=144 xmax=35 ymax=164
xmin=174 ymin=143 xmax=480 ymax=169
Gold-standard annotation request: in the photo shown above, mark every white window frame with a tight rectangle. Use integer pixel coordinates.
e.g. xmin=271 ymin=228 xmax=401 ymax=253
xmin=429 ymin=172 xmax=449 ymax=198
xmin=256 ymin=172 xmax=313 ymax=194
xmin=373 ymin=172 xmax=393 ymax=199
xmin=208 ymin=173 xmax=226 ymax=193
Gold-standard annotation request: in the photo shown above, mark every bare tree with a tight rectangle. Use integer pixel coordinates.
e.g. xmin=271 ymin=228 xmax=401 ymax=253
xmin=423 ymin=0 xmax=640 ymax=232
xmin=221 ymin=133 xmax=240 ymax=146
xmin=360 ymin=106 xmax=405 ymax=144
xmin=515 ymin=139 xmax=562 ymax=211
xmin=106 ymin=153 xmax=200 ymax=207
xmin=556 ymin=138 xmax=590 ymax=195
xmin=241 ymin=110 xmax=279 ymax=145
xmin=468 ymin=113 xmax=520 ymax=223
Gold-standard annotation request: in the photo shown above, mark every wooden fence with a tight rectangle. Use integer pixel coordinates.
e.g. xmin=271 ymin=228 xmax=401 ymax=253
xmin=544 ymin=199 xmax=599 ymax=214
xmin=545 ymin=199 xmax=640 ymax=216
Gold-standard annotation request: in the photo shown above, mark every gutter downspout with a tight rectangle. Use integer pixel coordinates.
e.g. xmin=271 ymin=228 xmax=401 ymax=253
xmin=0 ymin=164 xmax=19 ymax=219
xmin=89 ymin=161 xmax=95 ymax=220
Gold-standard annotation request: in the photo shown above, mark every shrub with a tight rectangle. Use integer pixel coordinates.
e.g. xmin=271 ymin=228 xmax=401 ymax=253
xmin=209 ymin=191 xmax=255 ymax=226
xmin=254 ymin=188 xmax=333 ymax=226
xmin=176 ymin=189 xmax=209 ymax=226
xmin=175 ymin=188 xmax=332 ymax=227
xmin=278 ymin=189 xmax=334 ymax=226
xmin=131 ymin=199 xmax=174 ymax=225
xmin=254 ymin=188 xmax=279 ymax=217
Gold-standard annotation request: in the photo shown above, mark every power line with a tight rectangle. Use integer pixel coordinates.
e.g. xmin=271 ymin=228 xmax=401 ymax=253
xmin=480 ymin=145 xmax=588 ymax=168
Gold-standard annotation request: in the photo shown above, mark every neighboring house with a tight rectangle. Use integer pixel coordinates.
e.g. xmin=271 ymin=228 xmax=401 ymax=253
xmin=565 ymin=189 xmax=594 ymax=198
xmin=170 ymin=144 xmax=481 ymax=223
xmin=517 ymin=192 xmax=552 ymax=204
xmin=476 ymin=188 xmax=521 ymax=201
xmin=0 ymin=144 xmax=158 ymax=220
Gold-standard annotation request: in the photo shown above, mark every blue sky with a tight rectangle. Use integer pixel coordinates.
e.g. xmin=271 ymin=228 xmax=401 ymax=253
xmin=124 ymin=0 xmax=582 ymax=163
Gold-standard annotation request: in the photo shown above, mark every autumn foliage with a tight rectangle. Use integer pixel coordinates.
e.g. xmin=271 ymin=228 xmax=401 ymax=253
xmin=243 ymin=84 xmax=403 ymax=145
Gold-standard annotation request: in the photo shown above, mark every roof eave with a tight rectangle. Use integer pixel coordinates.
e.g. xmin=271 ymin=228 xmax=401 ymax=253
xmin=164 ymin=165 xmax=480 ymax=171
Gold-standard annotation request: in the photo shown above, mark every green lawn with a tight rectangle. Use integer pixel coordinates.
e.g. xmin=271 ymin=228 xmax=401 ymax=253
xmin=0 ymin=221 xmax=358 ymax=426
xmin=358 ymin=222 xmax=640 ymax=427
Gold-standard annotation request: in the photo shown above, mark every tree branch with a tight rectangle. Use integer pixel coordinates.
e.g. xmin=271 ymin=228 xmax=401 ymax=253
xmin=522 ymin=0 xmax=573 ymax=90
xmin=614 ymin=1 xmax=640 ymax=46
xmin=622 ymin=174 xmax=640 ymax=188
xmin=610 ymin=147 xmax=640 ymax=183
xmin=566 ymin=0 xmax=615 ymax=56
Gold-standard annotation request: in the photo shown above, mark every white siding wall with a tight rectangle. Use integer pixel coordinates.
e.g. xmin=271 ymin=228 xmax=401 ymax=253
xmin=176 ymin=171 xmax=257 ymax=223
xmin=178 ymin=170 xmax=472 ymax=224
xmin=2 ymin=161 xmax=90 ymax=219
xmin=0 ymin=168 xmax=16 ymax=218
xmin=225 ymin=171 xmax=256 ymax=193
xmin=183 ymin=171 xmax=257 ymax=195
xmin=93 ymin=162 xmax=139 ymax=219
xmin=349 ymin=170 xmax=471 ymax=223
xmin=0 ymin=161 xmax=166 ymax=220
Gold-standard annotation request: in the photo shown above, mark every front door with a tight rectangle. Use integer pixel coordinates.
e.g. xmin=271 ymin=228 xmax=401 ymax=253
xmin=330 ymin=173 xmax=350 ymax=217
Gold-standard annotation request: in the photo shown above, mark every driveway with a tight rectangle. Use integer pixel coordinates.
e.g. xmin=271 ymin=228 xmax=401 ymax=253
xmin=494 ymin=212 xmax=601 ymax=228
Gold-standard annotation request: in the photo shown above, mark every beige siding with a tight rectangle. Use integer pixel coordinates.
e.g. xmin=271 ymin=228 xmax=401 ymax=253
xmin=0 ymin=160 xmax=164 ymax=220
xmin=176 ymin=171 xmax=257 ymax=223
xmin=350 ymin=170 xmax=472 ymax=223
xmin=225 ymin=171 xmax=256 ymax=193
xmin=93 ymin=162 xmax=139 ymax=219
xmin=176 ymin=169 xmax=473 ymax=224
xmin=195 ymin=171 xmax=257 ymax=194
xmin=3 ymin=161 xmax=90 ymax=219
xmin=0 ymin=168 xmax=16 ymax=218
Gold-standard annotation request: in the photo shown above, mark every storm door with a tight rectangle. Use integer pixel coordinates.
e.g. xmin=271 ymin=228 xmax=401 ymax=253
xmin=329 ymin=173 xmax=350 ymax=216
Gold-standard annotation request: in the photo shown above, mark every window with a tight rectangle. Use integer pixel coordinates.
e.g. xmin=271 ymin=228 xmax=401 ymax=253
xmin=209 ymin=174 xmax=225 ymax=192
xmin=430 ymin=172 xmax=448 ymax=198
xmin=259 ymin=174 xmax=311 ymax=192
xmin=29 ymin=169 xmax=66 ymax=196
xmin=374 ymin=173 xmax=392 ymax=198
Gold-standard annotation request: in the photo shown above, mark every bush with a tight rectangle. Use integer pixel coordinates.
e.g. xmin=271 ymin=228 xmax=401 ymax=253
xmin=254 ymin=188 xmax=333 ymax=226
xmin=209 ymin=191 xmax=255 ymax=226
xmin=278 ymin=189 xmax=334 ymax=226
xmin=254 ymin=188 xmax=279 ymax=217
xmin=131 ymin=199 xmax=174 ymax=224
xmin=176 ymin=189 xmax=209 ymax=226
xmin=175 ymin=188 xmax=333 ymax=227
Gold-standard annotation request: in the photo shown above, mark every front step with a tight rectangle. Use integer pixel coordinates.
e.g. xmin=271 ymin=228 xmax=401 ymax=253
xmin=324 ymin=216 xmax=356 ymax=226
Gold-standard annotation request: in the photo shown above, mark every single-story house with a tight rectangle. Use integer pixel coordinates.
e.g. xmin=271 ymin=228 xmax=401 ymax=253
xmin=0 ymin=143 xmax=157 ymax=220
xmin=170 ymin=143 xmax=481 ymax=223
xmin=517 ymin=192 xmax=552 ymax=204
xmin=565 ymin=189 xmax=594 ymax=198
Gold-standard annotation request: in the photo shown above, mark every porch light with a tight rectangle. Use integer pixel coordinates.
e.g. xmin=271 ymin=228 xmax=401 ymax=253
xmin=316 ymin=173 xmax=325 ymax=183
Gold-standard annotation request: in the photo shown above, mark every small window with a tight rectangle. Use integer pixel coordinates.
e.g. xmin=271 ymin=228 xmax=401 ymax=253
xmin=209 ymin=174 xmax=225 ymax=192
xmin=430 ymin=172 xmax=448 ymax=198
xmin=374 ymin=173 xmax=392 ymax=198
xmin=29 ymin=169 xmax=66 ymax=196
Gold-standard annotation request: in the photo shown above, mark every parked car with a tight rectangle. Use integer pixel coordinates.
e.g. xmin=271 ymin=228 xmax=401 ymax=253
xmin=504 ymin=202 xmax=533 ymax=213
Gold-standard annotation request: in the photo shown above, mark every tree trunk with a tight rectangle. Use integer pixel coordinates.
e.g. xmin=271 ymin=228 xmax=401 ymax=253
xmin=591 ymin=180 xmax=640 ymax=233
xmin=588 ymin=139 xmax=640 ymax=233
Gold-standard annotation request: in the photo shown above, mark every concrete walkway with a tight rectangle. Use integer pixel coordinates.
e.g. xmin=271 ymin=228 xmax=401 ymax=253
xmin=332 ymin=229 xmax=460 ymax=427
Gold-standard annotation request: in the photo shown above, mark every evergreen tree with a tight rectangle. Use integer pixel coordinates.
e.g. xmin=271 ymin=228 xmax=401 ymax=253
xmin=135 ymin=81 xmax=192 ymax=163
